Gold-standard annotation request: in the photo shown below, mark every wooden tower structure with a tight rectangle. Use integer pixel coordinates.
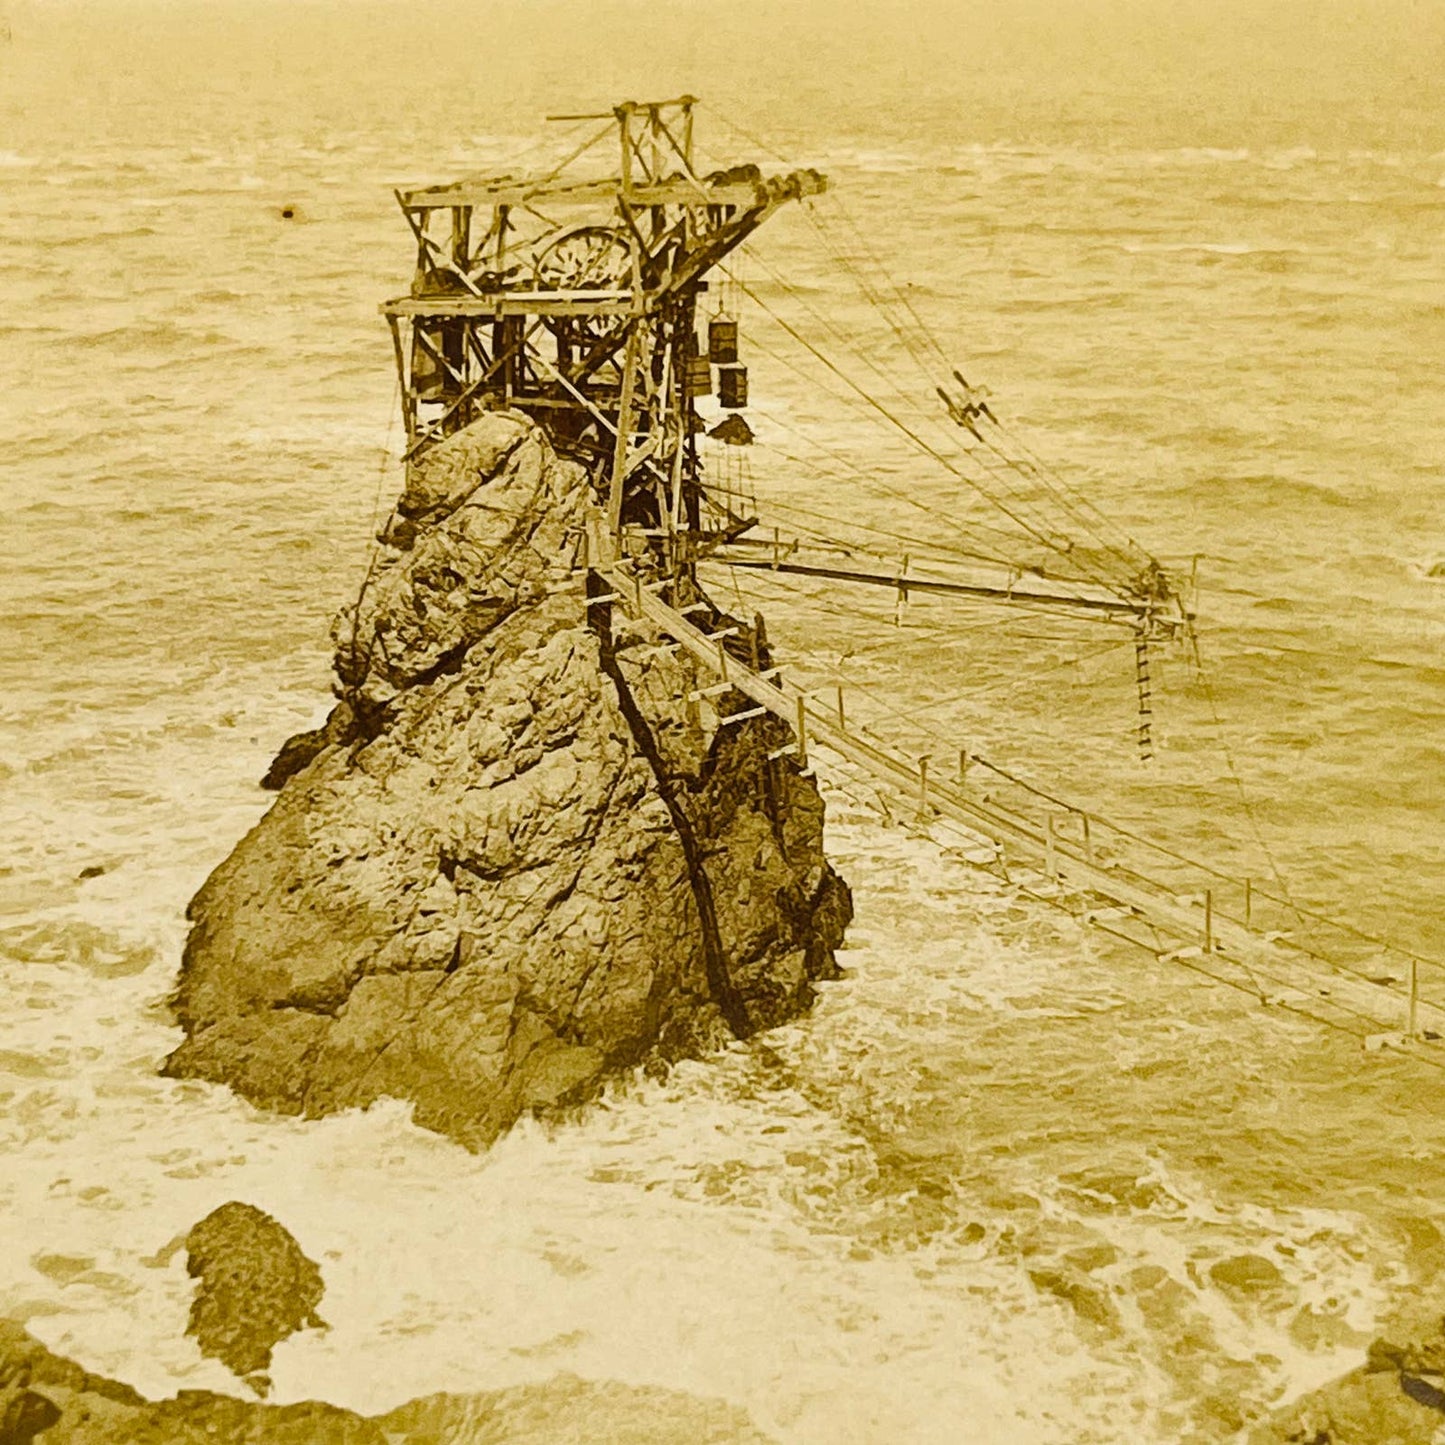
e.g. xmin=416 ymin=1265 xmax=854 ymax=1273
xmin=383 ymin=96 xmax=824 ymax=576
xmin=372 ymin=99 xmax=1445 ymax=1061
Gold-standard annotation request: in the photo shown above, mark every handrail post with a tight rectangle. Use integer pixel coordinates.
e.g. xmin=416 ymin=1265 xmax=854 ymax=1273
xmin=1409 ymin=957 xmax=1419 ymax=1040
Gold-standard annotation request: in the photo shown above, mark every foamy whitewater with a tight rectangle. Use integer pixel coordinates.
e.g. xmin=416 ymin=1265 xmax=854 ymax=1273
xmin=2 ymin=2 xmax=1444 ymax=1440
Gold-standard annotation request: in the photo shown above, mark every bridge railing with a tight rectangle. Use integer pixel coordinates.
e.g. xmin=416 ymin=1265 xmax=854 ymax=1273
xmin=582 ymin=540 xmax=1445 ymax=1057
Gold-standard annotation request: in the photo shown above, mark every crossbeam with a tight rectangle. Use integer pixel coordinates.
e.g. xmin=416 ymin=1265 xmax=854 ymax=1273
xmin=399 ymin=177 xmax=809 ymax=211
xmin=711 ymin=554 xmax=1154 ymax=624
xmin=384 ymin=291 xmax=637 ymax=319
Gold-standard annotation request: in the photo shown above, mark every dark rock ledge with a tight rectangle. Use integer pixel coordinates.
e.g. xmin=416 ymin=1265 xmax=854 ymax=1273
xmin=1249 ymin=1294 xmax=1445 ymax=1443
xmin=163 ymin=411 xmax=851 ymax=1148
xmin=0 ymin=1319 xmax=775 ymax=1444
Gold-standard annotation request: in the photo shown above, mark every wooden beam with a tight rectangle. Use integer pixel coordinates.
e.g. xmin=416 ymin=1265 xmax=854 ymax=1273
xmin=386 ymin=313 xmax=416 ymax=441
xmin=398 ymin=172 xmax=825 ymax=213
xmin=711 ymin=555 xmax=1152 ymax=622
xmin=383 ymin=292 xmax=638 ymax=319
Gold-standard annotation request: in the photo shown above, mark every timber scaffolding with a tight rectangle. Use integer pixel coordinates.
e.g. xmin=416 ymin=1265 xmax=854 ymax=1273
xmin=384 ymin=98 xmax=1445 ymax=1065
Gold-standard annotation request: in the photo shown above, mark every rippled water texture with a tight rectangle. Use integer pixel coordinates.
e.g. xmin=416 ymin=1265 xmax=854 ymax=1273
xmin=2 ymin=3 xmax=1444 ymax=1440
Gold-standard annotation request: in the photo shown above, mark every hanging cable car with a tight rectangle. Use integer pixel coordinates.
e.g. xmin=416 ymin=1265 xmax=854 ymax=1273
xmin=708 ymin=315 xmax=739 ymax=364
xmin=717 ymin=362 xmax=748 ymax=409
xmin=684 ymin=355 xmax=713 ymax=398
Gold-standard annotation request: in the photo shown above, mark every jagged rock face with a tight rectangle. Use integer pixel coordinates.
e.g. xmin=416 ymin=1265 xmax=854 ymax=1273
xmin=165 ymin=411 xmax=851 ymax=1149
xmin=184 ymin=1202 xmax=326 ymax=1390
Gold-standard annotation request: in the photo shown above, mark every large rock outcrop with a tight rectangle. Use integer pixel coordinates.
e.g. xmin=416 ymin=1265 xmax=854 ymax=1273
xmin=165 ymin=411 xmax=851 ymax=1148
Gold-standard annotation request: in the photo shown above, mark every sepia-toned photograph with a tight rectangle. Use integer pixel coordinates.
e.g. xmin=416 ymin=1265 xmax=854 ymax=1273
xmin=1 ymin=2 xmax=1442 ymax=1440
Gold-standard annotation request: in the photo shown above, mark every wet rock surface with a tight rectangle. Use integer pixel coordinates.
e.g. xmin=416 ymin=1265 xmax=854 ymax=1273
xmin=0 ymin=1321 xmax=775 ymax=1443
xmin=183 ymin=1202 xmax=325 ymax=1391
xmin=164 ymin=411 xmax=851 ymax=1149
xmin=1249 ymin=1294 xmax=1445 ymax=1443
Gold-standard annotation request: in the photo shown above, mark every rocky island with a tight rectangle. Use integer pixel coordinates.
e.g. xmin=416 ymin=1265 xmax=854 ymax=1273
xmin=162 ymin=410 xmax=851 ymax=1148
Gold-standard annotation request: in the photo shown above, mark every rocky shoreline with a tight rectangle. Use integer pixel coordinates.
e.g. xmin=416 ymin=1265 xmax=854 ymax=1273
xmin=0 ymin=1320 xmax=776 ymax=1444
xmin=1248 ymin=1293 xmax=1445 ymax=1443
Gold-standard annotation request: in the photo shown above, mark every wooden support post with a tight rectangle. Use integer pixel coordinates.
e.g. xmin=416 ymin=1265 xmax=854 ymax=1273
xmin=387 ymin=314 xmax=416 ymax=443
xmin=450 ymin=205 xmax=471 ymax=271
xmin=1204 ymin=888 xmax=1214 ymax=953
xmin=618 ymin=104 xmax=634 ymax=196
xmin=1045 ymin=814 xmax=1058 ymax=880
xmin=584 ymin=568 xmax=612 ymax=643
xmin=1078 ymin=810 xmax=1093 ymax=864
xmin=959 ymin=747 xmax=969 ymax=784
xmin=1244 ymin=877 xmax=1253 ymax=928
xmin=1409 ymin=957 xmax=1420 ymax=1040
xmin=795 ymin=694 xmax=808 ymax=770
xmin=836 ymin=684 xmax=845 ymax=728
xmin=608 ymin=324 xmax=642 ymax=536
xmin=917 ymin=755 xmax=930 ymax=821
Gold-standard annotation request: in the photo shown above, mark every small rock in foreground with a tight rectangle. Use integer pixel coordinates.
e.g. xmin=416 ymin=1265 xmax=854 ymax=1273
xmin=184 ymin=1201 xmax=325 ymax=1391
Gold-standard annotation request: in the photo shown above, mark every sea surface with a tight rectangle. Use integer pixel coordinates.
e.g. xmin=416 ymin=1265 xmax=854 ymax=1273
xmin=2 ymin=3 xmax=1444 ymax=1440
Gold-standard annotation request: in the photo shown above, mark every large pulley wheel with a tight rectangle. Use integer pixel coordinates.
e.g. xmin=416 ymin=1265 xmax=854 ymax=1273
xmin=533 ymin=226 xmax=633 ymax=291
xmin=534 ymin=226 xmax=634 ymax=344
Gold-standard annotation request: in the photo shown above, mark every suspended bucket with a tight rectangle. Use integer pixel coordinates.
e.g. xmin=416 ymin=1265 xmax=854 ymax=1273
xmin=717 ymin=362 xmax=748 ymax=409
xmin=708 ymin=316 xmax=739 ymax=364
xmin=684 ymin=356 xmax=713 ymax=398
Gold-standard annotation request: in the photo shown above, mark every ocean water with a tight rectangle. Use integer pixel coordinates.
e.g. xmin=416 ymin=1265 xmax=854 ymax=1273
xmin=2 ymin=3 xmax=1444 ymax=1440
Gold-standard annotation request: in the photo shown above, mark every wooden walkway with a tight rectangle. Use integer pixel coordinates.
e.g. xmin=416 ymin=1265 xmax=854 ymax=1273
xmin=584 ymin=530 xmax=1445 ymax=1058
